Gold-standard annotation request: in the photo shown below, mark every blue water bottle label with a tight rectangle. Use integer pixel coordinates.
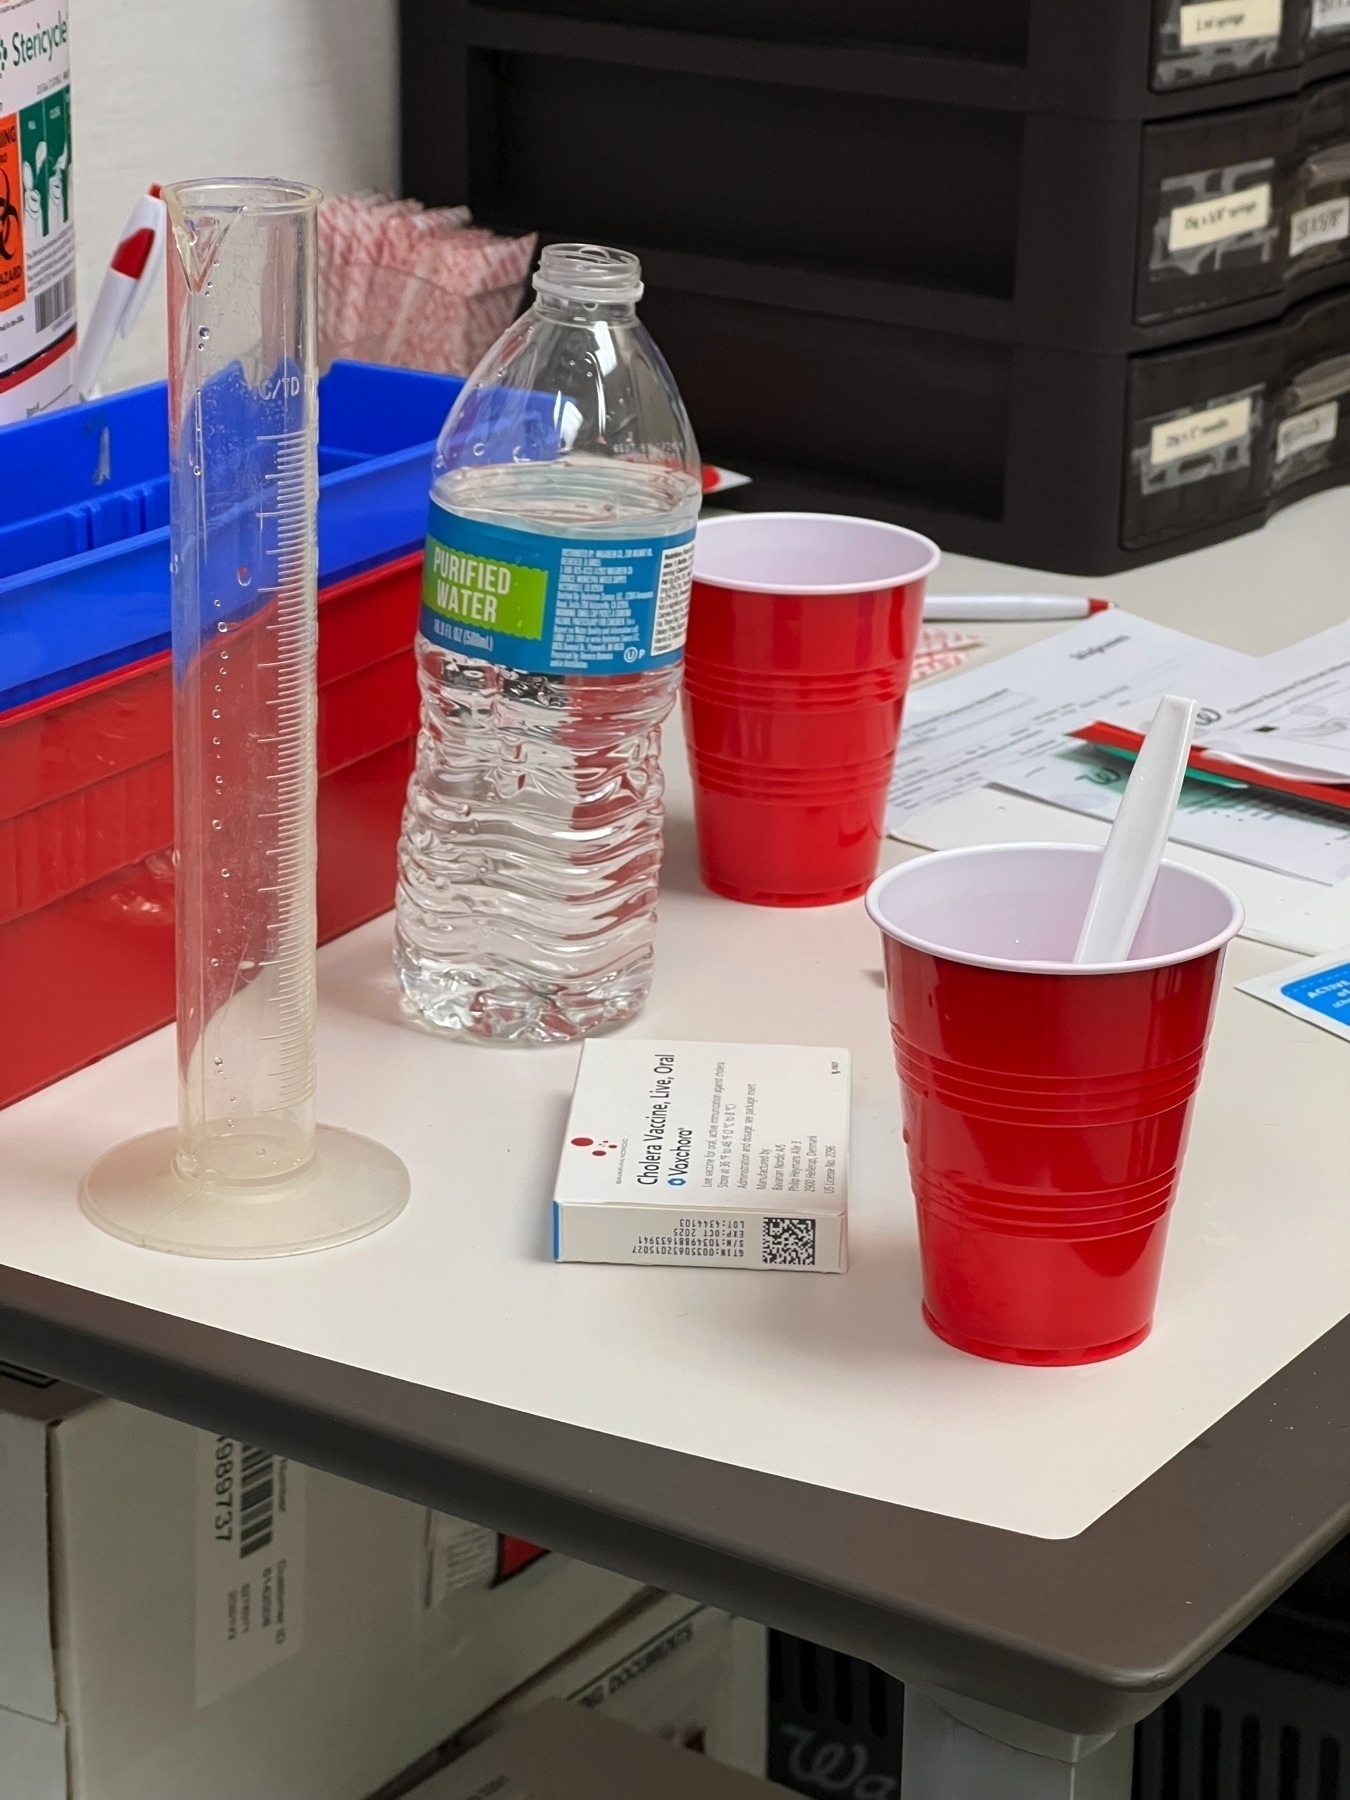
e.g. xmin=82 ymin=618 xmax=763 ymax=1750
xmin=420 ymin=502 xmax=695 ymax=676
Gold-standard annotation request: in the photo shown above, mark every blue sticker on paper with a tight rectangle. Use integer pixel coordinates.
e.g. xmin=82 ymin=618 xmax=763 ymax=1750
xmin=1280 ymin=962 xmax=1350 ymax=1022
xmin=420 ymin=501 xmax=695 ymax=676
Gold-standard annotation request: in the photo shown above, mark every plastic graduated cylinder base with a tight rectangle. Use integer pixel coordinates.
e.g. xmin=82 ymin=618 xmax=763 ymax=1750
xmin=79 ymin=1124 xmax=409 ymax=1259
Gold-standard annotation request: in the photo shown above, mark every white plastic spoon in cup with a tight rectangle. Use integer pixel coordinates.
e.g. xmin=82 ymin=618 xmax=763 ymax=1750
xmin=1073 ymin=693 xmax=1199 ymax=965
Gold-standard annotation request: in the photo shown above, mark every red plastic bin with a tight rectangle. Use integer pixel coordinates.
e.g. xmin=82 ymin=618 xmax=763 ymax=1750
xmin=0 ymin=553 xmax=424 ymax=1112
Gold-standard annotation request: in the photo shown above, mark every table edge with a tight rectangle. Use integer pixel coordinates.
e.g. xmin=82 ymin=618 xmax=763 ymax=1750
xmin=0 ymin=1263 xmax=1346 ymax=1737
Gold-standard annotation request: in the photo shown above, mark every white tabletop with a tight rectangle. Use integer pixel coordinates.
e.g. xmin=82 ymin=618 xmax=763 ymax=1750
xmin=0 ymin=493 xmax=1347 ymax=1542
xmin=931 ymin=483 xmax=1350 ymax=659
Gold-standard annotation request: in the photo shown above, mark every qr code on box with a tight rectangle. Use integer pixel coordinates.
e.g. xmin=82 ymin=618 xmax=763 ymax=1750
xmin=761 ymin=1217 xmax=816 ymax=1268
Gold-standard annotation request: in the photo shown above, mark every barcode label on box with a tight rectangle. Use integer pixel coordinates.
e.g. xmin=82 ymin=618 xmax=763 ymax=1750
xmin=1276 ymin=401 xmax=1339 ymax=463
xmin=32 ymin=272 xmax=75 ymax=333
xmin=1290 ymin=197 xmax=1350 ymax=257
xmin=424 ymin=1513 xmax=499 ymax=1609
xmin=1150 ymin=397 xmax=1253 ymax=466
xmin=238 ymin=1444 xmax=276 ymax=1556
xmin=195 ymin=1432 xmax=306 ymax=1707
xmin=762 ymin=1216 xmax=817 ymax=1267
xmin=1168 ymin=183 xmax=1272 ymax=253
xmin=651 ymin=539 xmax=695 ymax=657
xmin=1178 ymin=0 xmax=1281 ymax=46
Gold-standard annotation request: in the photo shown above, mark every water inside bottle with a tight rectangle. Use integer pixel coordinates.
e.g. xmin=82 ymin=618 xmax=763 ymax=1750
xmin=395 ymin=458 xmax=700 ymax=1044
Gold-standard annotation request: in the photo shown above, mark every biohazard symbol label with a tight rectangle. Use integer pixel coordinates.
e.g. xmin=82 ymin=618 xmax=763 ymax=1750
xmin=0 ymin=112 xmax=27 ymax=315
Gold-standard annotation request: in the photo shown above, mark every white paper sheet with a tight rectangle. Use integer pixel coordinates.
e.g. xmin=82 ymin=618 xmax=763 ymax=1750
xmin=1103 ymin=618 xmax=1350 ymax=781
xmin=886 ymin=610 xmax=1252 ymax=830
xmin=894 ymin=786 xmax=1350 ymax=956
xmin=998 ymin=742 xmax=1350 ymax=886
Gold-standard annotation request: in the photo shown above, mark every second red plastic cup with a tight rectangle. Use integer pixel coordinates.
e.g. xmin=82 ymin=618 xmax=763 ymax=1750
xmin=684 ymin=512 xmax=939 ymax=906
xmin=866 ymin=844 xmax=1243 ymax=1366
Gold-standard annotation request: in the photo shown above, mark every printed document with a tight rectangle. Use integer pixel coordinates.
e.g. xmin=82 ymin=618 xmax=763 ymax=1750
xmin=885 ymin=611 xmax=1252 ymax=829
xmin=1098 ymin=619 xmax=1350 ymax=782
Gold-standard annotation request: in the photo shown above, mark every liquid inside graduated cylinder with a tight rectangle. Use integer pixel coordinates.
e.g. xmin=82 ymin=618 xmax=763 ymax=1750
xmin=394 ymin=459 xmax=700 ymax=1045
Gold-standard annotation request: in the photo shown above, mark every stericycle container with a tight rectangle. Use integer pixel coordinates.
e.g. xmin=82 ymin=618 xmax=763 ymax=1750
xmin=0 ymin=0 xmax=75 ymax=420
xmin=395 ymin=242 xmax=701 ymax=1044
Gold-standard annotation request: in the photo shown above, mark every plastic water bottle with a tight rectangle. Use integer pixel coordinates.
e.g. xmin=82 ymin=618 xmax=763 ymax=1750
xmin=394 ymin=244 xmax=701 ymax=1044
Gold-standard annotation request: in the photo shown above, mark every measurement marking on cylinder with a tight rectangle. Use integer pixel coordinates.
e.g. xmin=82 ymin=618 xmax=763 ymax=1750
xmin=179 ymin=404 xmax=321 ymax=1135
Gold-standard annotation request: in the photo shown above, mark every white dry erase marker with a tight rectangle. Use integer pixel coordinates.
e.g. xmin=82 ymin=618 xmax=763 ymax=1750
xmin=923 ymin=594 xmax=1112 ymax=623
xmin=74 ymin=187 xmax=167 ymax=402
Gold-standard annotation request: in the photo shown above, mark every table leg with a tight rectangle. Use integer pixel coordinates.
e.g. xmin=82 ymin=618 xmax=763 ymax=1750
xmin=902 ymin=1686 xmax=1134 ymax=1799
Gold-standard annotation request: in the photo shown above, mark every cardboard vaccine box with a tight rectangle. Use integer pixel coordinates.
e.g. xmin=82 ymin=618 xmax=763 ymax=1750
xmin=407 ymin=1699 xmax=790 ymax=1800
xmin=553 ymin=1040 xmax=850 ymax=1271
xmin=0 ymin=1367 xmax=641 ymax=1800
xmin=458 ymin=1588 xmax=767 ymax=1774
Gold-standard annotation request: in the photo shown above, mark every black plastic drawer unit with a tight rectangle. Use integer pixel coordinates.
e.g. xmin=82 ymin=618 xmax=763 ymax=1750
xmin=401 ymin=0 xmax=1350 ymax=568
xmin=406 ymin=0 xmax=1350 ymax=116
xmin=636 ymin=284 xmax=1350 ymax=572
xmin=1138 ymin=78 xmax=1350 ymax=323
xmin=405 ymin=13 xmax=1350 ymax=353
xmin=1154 ymin=0 xmax=1348 ymax=95
xmin=1123 ymin=284 xmax=1350 ymax=544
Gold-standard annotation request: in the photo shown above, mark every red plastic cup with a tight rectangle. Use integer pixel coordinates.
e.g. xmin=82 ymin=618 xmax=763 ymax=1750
xmin=685 ymin=512 xmax=939 ymax=906
xmin=866 ymin=844 xmax=1243 ymax=1366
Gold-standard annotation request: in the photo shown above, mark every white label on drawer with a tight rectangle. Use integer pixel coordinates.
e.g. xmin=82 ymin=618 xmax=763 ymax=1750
xmin=1276 ymin=400 xmax=1339 ymax=462
xmin=1312 ymin=0 xmax=1350 ymax=33
xmin=195 ymin=1432 xmax=306 ymax=1707
xmin=1290 ymin=196 xmax=1350 ymax=257
xmin=1179 ymin=0 xmax=1282 ymax=44
xmin=1168 ymin=183 xmax=1272 ymax=252
xmin=1150 ymin=397 xmax=1253 ymax=465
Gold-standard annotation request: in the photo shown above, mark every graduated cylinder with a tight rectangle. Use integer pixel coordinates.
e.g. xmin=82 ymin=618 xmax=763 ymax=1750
xmin=166 ymin=179 xmax=322 ymax=1187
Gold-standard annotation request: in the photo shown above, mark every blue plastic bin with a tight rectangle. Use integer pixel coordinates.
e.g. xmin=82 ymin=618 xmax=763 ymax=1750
xmin=0 ymin=361 xmax=461 ymax=713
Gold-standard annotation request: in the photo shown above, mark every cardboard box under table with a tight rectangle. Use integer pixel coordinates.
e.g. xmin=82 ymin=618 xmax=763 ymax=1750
xmin=0 ymin=1366 xmax=640 ymax=1800
xmin=404 ymin=1699 xmax=789 ymax=1800
xmin=456 ymin=1587 xmax=767 ymax=1773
